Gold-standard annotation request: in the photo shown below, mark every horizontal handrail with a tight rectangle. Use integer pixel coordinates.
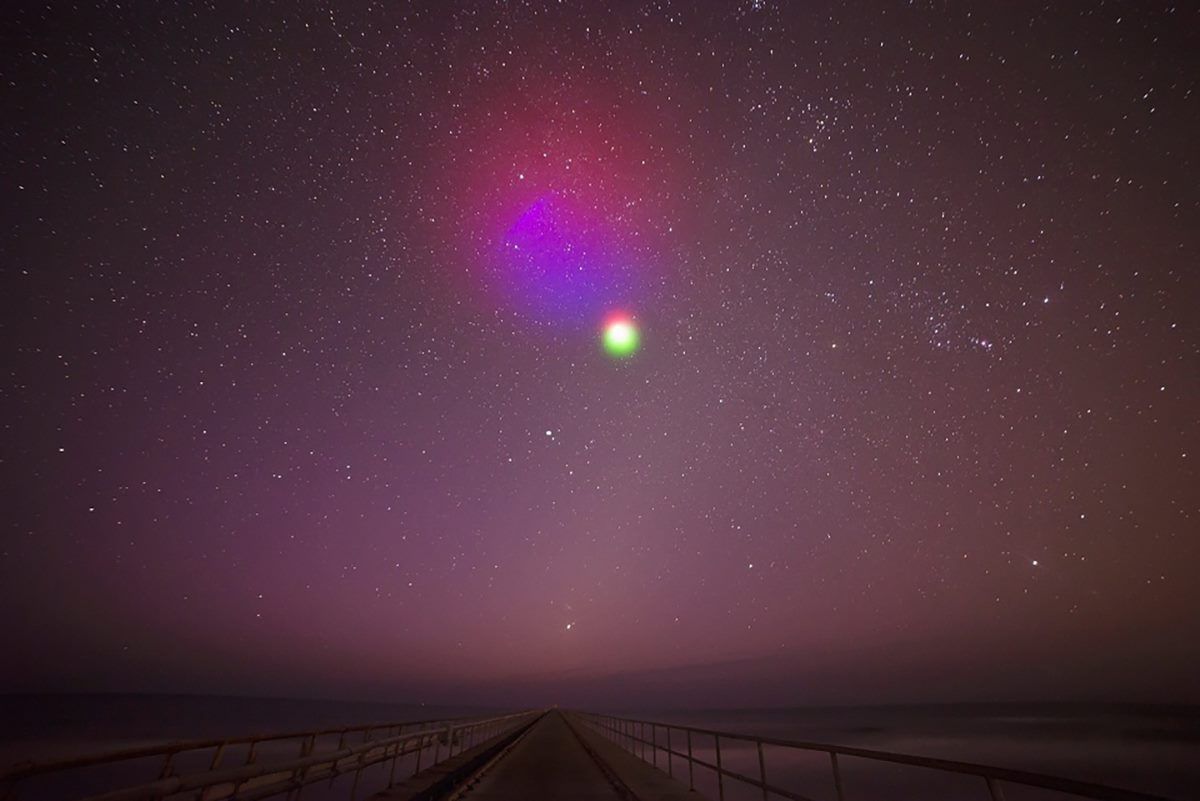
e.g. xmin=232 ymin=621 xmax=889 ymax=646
xmin=574 ymin=711 xmax=1180 ymax=801
xmin=2 ymin=710 xmax=540 ymax=801
xmin=1 ymin=710 xmax=492 ymax=782
xmin=81 ymin=712 xmax=537 ymax=801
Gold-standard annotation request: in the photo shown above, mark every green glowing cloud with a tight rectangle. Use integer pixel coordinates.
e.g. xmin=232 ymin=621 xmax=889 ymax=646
xmin=602 ymin=318 xmax=639 ymax=357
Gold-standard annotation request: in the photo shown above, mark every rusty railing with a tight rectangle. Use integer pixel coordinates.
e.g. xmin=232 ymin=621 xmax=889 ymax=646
xmin=572 ymin=711 xmax=1177 ymax=801
xmin=1 ymin=709 xmax=539 ymax=801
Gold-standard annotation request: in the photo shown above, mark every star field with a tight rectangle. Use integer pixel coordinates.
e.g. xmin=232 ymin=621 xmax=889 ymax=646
xmin=1 ymin=2 xmax=1197 ymax=706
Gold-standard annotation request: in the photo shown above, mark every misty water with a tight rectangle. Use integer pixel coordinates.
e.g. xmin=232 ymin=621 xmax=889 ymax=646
xmin=620 ymin=705 xmax=1200 ymax=800
xmin=2 ymin=695 xmax=1196 ymax=800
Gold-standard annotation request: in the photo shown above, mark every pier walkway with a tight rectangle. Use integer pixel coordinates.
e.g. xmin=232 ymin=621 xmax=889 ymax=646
xmin=373 ymin=709 xmax=695 ymax=801
xmin=444 ymin=710 xmax=622 ymax=800
xmin=1 ymin=707 xmax=1181 ymax=801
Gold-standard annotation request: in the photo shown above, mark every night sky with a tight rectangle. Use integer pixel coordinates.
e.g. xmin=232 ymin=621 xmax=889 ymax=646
xmin=2 ymin=2 xmax=1197 ymax=709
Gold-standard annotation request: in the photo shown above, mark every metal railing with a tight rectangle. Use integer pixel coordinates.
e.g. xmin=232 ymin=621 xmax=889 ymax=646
xmin=572 ymin=711 xmax=1178 ymax=801
xmin=1 ymin=710 xmax=539 ymax=801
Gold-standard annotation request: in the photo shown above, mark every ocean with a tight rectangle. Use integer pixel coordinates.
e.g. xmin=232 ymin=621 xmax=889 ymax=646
xmin=612 ymin=704 xmax=1200 ymax=800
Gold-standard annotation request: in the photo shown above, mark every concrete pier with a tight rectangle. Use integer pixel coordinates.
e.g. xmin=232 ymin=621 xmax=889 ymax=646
xmin=371 ymin=710 xmax=702 ymax=801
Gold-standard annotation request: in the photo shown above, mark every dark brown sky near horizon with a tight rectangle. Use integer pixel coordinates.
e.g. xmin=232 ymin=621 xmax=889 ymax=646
xmin=1 ymin=2 xmax=1197 ymax=709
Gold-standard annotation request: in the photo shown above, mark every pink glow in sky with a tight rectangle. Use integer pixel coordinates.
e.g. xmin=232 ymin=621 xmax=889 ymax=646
xmin=2 ymin=3 xmax=1197 ymax=709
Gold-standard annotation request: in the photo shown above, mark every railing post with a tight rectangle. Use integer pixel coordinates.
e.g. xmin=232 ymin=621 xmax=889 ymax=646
xmin=349 ymin=731 xmax=374 ymax=801
xmin=237 ymin=738 xmax=260 ymax=798
xmin=389 ymin=726 xmax=403 ymax=787
xmin=715 ymin=734 xmax=725 ymax=801
xmin=757 ymin=740 xmax=768 ymax=801
xmin=652 ymin=724 xmax=658 ymax=767
xmin=291 ymin=733 xmax=315 ymax=801
xmin=349 ymin=754 xmax=362 ymax=801
xmin=986 ymin=778 xmax=1007 ymax=801
xmin=327 ymin=733 xmax=343 ymax=788
xmin=687 ymin=729 xmax=694 ymax=790
xmin=667 ymin=727 xmax=673 ymax=777
xmin=830 ymin=752 xmax=845 ymax=801
xmin=413 ymin=735 xmax=424 ymax=776
xmin=209 ymin=740 xmax=228 ymax=770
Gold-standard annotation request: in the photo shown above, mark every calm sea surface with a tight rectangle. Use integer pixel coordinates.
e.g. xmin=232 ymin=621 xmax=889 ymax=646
xmin=611 ymin=704 xmax=1199 ymax=800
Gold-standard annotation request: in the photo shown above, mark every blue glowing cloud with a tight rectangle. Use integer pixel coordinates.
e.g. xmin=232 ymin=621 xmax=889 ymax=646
xmin=497 ymin=195 xmax=635 ymax=324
